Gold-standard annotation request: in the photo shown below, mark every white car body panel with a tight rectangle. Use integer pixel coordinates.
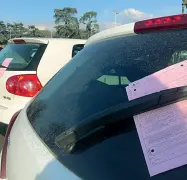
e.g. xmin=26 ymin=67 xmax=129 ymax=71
xmin=85 ymin=23 xmax=135 ymax=46
xmin=5 ymin=103 xmax=80 ymax=180
xmin=0 ymin=38 xmax=86 ymax=124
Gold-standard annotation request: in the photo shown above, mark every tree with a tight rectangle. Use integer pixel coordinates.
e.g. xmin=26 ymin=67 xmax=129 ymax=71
xmin=7 ymin=23 xmax=14 ymax=39
xmin=182 ymin=0 xmax=187 ymax=14
xmin=54 ymin=8 xmax=80 ymax=38
xmin=40 ymin=29 xmax=54 ymax=38
xmin=0 ymin=21 xmax=48 ymax=43
xmin=80 ymin=11 xmax=99 ymax=38
xmin=11 ymin=23 xmax=28 ymax=38
xmin=27 ymin=25 xmax=44 ymax=37
xmin=0 ymin=21 xmax=7 ymax=42
xmin=79 ymin=29 xmax=88 ymax=39
xmin=91 ymin=23 xmax=99 ymax=35
xmin=0 ymin=21 xmax=6 ymax=34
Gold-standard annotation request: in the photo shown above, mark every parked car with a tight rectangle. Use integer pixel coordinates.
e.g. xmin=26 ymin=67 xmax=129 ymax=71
xmin=0 ymin=38 xmax=86 ymax=124
xmin=2 ymin=14 xmax=187 ymax=180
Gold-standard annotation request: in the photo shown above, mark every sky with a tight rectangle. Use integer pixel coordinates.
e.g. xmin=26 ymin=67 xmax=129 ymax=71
xmin=0 ymin=0 xmax=182 ymax=30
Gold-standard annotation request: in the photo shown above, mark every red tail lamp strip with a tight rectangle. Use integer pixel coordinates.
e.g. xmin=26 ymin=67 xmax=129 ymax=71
xmin=134 ymin=14 xmax=187 ymax=33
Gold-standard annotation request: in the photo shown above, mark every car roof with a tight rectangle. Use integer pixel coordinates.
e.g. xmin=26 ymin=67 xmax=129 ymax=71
xmin=9 ymin=38 xmax=87 ymax=45
xmin=86 ymin=22 xmax=135 ymax=46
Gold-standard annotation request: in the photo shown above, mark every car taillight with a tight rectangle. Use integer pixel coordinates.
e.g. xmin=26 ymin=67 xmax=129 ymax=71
xmin=134 ymin=14 xmax=187 ymax=33
xmin=0 ymin=110 xmax=21 ymax=179
xmin=6 ymin=74 xmax=42 ymax=97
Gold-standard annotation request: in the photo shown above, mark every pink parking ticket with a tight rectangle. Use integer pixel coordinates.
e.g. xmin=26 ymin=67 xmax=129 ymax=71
xmin=0 ymin=58 xmax=13 ymax=77
xmin=126 ymin=60 xmax=187 ymax=176
xmin=2 ymin=58 xmax=13 ymax=67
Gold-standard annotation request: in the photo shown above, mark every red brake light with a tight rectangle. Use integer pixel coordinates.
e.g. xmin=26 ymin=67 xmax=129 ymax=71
xmin=134 ymin=14 xmax=187 ymax=33
xmin=6 ymin=74 xmax=42 ymax=97
xmin=13 ymin=39 xmax=25 ymax=44
xmin=0 ymin=110 xmax=21 ymax=179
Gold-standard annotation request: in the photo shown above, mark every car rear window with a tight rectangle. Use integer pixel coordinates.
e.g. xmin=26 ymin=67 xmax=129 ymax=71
xmin=0 ymin=43 xmax=47 ymax=70
xmin=27 ymin=29 xmax=187 ymax=180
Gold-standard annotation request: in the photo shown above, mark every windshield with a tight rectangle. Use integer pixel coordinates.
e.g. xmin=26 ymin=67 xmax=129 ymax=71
xmin=27 ymin=29 xmax=187 ymax=179
xmin=0 ymin=43 xmax=45 ymax=70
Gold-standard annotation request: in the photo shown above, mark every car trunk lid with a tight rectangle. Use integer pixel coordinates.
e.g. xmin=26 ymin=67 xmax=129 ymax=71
xmin=0 ymin=39 xmax=47 ymax=123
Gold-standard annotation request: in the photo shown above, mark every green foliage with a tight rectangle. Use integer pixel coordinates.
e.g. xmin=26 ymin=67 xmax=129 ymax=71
xmin=27 ymin=25 xmax=44 ymax=37
xmin=54 ymin=8 xmax=80 ymax=38
xmin=54 ymin=8 xmax=78 ymax=24
xmin=40 ymin=30 xmax=54 ymax=38
xmin=0 ymin=21 xmax=7 ymax=34
xmin=80 ymin=11 xmax=99 ymax=37
xmin=54 ymin=8 xmax=100 ymax=39
xmin=10 ymin=23 xmax=28 ymax=38
xmin=0 ymin=21 xmax=46 ymax=43
xmin=0 ymin=21 xmax=8 ymax=42
xmin=0 ymin=7 xmax=100 ymax=43
xmin=79 ymin=29 xmax=89 ymax=39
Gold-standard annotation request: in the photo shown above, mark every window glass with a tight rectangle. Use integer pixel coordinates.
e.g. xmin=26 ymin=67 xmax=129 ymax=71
xmin=0 ymin=43 xmax=46 ymax=69
xmin=72 ymin=44 xmax=84 ymax=57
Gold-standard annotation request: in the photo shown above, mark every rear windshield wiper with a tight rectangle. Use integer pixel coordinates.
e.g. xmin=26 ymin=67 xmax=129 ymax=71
xmin=55 ymin=86 xmax=187 ymax=153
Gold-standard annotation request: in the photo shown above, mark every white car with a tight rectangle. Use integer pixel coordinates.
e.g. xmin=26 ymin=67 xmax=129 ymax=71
xmin=2 ymin=14 xmax=187 ymax=180
xmin=0 ymin=38 xmax=86 ymax=124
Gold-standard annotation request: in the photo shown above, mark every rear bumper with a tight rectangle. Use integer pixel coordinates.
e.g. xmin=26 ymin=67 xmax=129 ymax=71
xmin=0 ymin=95 xmax=32 ymax=125
xmin=0 ymin=104 xmax=23 ymax=125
